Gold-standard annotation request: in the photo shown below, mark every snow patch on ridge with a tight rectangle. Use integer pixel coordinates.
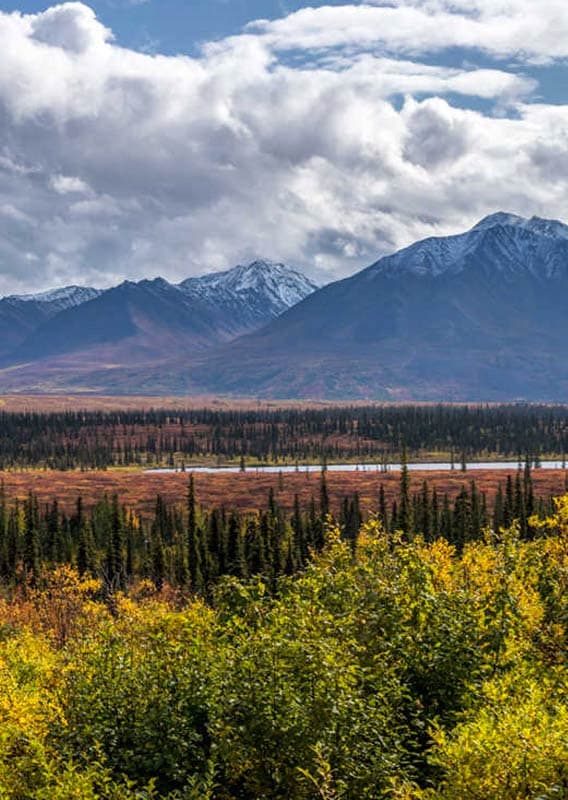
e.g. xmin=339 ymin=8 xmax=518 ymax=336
xmin=8 ymin=285 xmax=102 ymax=307
xmin=367 ymin=212 xmax=568 ymax=280
xmin=179 ymin=260 xmax=319 ymax=316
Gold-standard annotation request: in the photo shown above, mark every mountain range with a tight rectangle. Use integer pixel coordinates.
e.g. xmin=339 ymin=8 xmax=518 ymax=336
xmin=1 ymin=212 xmax=568 ymax=400
xmin=0 ymin=286 xmax=102 ymax=360
xmin=0 ymin=261 xmax=318 ymax=388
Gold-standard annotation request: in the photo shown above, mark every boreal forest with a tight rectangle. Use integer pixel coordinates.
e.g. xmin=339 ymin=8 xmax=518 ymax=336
xmin=0 ymin=404 xmax=567 ymax=469
xmin=0 ymin=403 xmax=566 ymax=799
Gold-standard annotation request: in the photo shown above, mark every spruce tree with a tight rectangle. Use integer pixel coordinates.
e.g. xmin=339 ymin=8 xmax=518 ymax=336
xmin=0 ymin=483 xmax=7 ymax=577
xmin=514 ymin=473 xmax=527 ymax=538
xmin=470 ymin=481 xmax=482 ymax=541
xmin=187 ymin=477 xmax=204 ymax=592
xmin=440 ymin=494 xmax=452 ymax=541
xmin=151 ymin=530 xmax=165 ymax=592
xmin=452 ymin=486 xmax=471 ymax=551
xmin=106 ymin=494 xmax=126 ymax=593
xmin=378 ymin=484 xmax=388 ymax=531
xmin=246 ymin=516 xmax=266 ymax=576
xmin=431 ymin=489 xmax=440 ymax=539
xmin=504 ymin=475 xmax=514 ymax=528
xmin=319 ymin=470 xmax=330 ymax=519
xmin=398 ymin=445 xmax=413 ymax=537
xmin=77 ymin=520 xmax=97 ymax=576
xmin=6 ymin=503 xmax=22 ymax=578
xmin=493 ymin=485 xmax=505 ymax=532
xmin=227 ymin=512 xmax=246 ymax=579
xmin=419 ymin=481 xmax=431 ymax=540
xmin=23 ymin=492 xmax=41 ymax=582
xmin=291 ymin=494 xmax=307 ymax=564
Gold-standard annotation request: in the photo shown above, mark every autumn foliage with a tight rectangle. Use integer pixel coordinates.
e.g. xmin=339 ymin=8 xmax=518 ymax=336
xmin=0 ymin=497 xmax=566 ymax=797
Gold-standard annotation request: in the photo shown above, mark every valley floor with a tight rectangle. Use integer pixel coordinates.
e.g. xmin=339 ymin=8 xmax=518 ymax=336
xmin=1 ymin=466 xmax=566 ymax=517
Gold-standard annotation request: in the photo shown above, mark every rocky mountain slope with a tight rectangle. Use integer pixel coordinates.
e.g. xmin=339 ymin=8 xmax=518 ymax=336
xmin=3 ymin=214 xmax=568 ymax=400
xmin=188 ymin=213 xmax=568 ymax=400
xmin=0 ymin=285 xmax=101 ymax=358
xmin=180 ymin=260 xmax=317 ymax=323
xmin=0 ymin=261 xmax=318 ymax=387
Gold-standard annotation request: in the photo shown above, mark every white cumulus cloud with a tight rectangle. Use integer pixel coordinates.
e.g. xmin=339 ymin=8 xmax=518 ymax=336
xmin=50 ymin=174 xmax=92 ymax=194
xmin=252 ymin=0 xmax=568 ymax=62
xmin=0 ymin=2 xmax=565 ymax=294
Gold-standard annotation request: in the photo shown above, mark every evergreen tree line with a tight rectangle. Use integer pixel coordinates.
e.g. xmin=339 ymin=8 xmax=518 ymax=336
xmin=0 ymin=467 xmax=562 ymax=595
xmin=377 ymin=460 xmax=564 ymax=550
xmin=1 ymin=404 xmax=568 ymax=468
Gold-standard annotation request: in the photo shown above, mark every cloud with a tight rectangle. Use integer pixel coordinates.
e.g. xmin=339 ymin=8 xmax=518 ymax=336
xmin=250 ymin=0 xmax=568 ymax=63
xmin=50 ymin=174 xmax=92 ymax=194
xmin=402 ymin=98 xmax=473 ymax=168
xmin=0 ymin=2 xmax=565 ymax=294
xmin=30 ymin=2 xmax=111 ymax=52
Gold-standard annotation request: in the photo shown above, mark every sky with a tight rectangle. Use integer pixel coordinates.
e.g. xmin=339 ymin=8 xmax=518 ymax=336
xmin=0 ymin=1 xmax=566 ymax=294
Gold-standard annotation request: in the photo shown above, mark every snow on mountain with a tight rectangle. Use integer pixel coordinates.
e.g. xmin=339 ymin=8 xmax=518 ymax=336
xmin=8 ymin=285 xmax=102 ymax=310
xmin=0 ymin=260 xmax=319 ymax=369
xmin=470 ymin=212 xmax=527 ymax=232
xmin=367 ymin=212 xmax=568 ymax=281
xmin=185 ymin=211 xmax=568 ymax=402
xmin=472 ymin=212 xmax=568 ymax=240
xmin=0 ymin=285 xmax=102 ymax=359
xmin=179 ymin=260 xmax=319 ymax=316
xmin=3 ymin=262 xmax=317 ymax=324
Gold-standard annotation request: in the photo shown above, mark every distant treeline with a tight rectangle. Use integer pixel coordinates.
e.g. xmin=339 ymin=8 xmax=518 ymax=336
xmin=0 ymin=464 xmax=562 ymax=595
xmin=1 ymin=404 xmax=568 ymax=469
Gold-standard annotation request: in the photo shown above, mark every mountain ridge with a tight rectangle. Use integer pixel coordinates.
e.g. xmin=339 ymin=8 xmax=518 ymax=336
xmin=184 ymin=211 xmax=568 ymax=400
xmin=0 ymin=260 xmax=318 ymax=373
xmin=1 ymin=213 xmax=568 ymax=399
xmin=364 ymin=212 xmax=568 ymax=281
xmin=7 ymin=286 xmax=102 ymax=308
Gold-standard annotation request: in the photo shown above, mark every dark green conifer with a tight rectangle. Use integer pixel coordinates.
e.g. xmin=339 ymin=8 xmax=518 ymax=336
xmin=291 ymin=494 xmax=306 ymax=563
xmin=187 ymin=477 xmax=204 ymax=591
xmin=398 ymin=445 xmax=413 ymax=537
xmin=440 ymin=494 xmax=452 ymax=541
xmin=77 ymin=520 xmax=97 ymax=576
xmin=227 ymin=512 xmax=246 ymax=579
xmin=319 ymin=470 xmax=330 ymax=519
xmin=151 ymin=530 xmax=165 ymax=592
xmin=106 ymin=494 xmax=126 ymax=593
xmin=493 ymin=485 xmax=505 ymax=532
xmin=23 ymin=492 xmax=41 ymax=582
xmin=378 ymin=484 xmax=388 ymax=531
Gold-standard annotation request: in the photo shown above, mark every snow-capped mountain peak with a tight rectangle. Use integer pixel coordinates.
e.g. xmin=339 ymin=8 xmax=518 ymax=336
xmin=368 ymin=212 xmax=568 ymax=281
xmin=0 ymin=260 xmax=319 ymax=371
xmin=472 ymin=212 xmax=568 ymax=240
xmin=7 ymin=285 xmax=102 ymax=309
xmin=179 ymin=260 xmax=319 ymax=317
xmin=471 ymin=212 xmax=526 ymax=231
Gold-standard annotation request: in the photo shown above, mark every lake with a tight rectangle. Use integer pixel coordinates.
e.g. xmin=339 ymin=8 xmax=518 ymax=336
xmin=147 ymin=460 xmax=566 ymax=475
